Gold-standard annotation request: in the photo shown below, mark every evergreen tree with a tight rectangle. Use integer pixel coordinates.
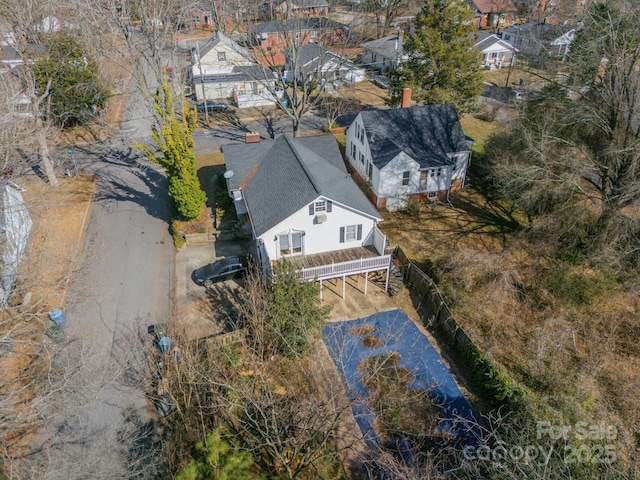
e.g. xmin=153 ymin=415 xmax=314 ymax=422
xmin=33 ymin=32 xmax=109 ymax=128
xmin=136 ymin=78 xmax=206 ymax=220
xmin=176 ymin=428 xmax=261 ymax=480
xmin=388 ymin=0 xmax=483 ymax=112
xmin=267 ymin=261 xmax=331 ymax=358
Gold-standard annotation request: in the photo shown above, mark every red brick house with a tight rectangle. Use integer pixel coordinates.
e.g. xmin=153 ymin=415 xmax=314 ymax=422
xmin=468 ymin=0 xmax=517 ymax=29
xmin=250 ymin=18 xmax=349 ymax=65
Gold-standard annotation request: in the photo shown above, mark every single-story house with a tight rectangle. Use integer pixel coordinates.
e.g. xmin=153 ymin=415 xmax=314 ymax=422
xmin=223 ymin=134 xmax=391 ymax=296
xmin=468 ymin=0 xmax=517 ymax=29
xmin=345 ymin=91 xmax=471 ymax=211
xmin=475 ymin=32 xmax=517 ymax=69
xmin=190 ymin=32 xmax=283 ymax=107
xmin=501 ymin=22 xmax=576 ymax=57
xmin=360 ymin=34 xmax=406 ymax=73
xmin=284 ymin=43 xmax=366 ymax=87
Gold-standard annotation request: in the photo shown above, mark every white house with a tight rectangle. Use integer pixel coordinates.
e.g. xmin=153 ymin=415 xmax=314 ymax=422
xmin=360 ymin=34 xmax=406 ymax=73
xmin=190 ymin=31 xmax=283 ymax=107
xmin=284 ymin=43 xmax=366 ymax=88
xmin=345 ymin=95 xmax=471 ymax=211
xmin=475 ymin=32 xmax=517 ymax=70
xmin=501 ymin=22 xmax=576 ymax=58
xmin=223 ymin=134 xmax=391 ymax=296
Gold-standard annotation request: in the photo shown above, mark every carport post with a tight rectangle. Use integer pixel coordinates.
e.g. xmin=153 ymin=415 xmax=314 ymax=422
xmin=342 ymin=275 xmax=346 ymax=299
xmin=385 ymin=266 xmax=390 ymax=292
xmin=319 ymin=279 xmax=323 ymax=300
xmin=364 ymin=272 xmax=368 ymax=295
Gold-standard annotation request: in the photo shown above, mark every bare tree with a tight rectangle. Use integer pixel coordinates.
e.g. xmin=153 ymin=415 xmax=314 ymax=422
xmin=247 ymin=9 xmax=361 ymax=137
xmin=365 ymin=0 xmax=415 ymax=39
xmin=0 ymin=0 xmax=61 ymax=186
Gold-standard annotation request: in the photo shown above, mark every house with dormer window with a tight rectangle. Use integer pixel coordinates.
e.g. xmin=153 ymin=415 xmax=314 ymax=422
xmin=346 ymin=91 xmax=471 ymax=211
xmin=223 ymin=134 xmax=391 ymax=297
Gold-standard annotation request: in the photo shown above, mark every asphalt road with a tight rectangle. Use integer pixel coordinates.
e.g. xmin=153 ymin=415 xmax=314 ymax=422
xmin=32 ymin=58 xmax=174 ymax=479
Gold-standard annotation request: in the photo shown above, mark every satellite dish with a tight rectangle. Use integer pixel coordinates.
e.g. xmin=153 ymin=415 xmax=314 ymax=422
xmin=223 ymin=170 xmax=234 ymax=179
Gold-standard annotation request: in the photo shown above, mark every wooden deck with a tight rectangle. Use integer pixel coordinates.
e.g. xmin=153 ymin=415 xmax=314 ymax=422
xmin=283 ymin=246 xmax=380 ymax=271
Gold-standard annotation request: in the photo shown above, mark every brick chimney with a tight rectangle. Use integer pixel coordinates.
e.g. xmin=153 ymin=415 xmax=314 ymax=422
xmin=401 ymin=88 xmax=412 ymax=109
xmin=245 ymin=131 xmax=260 ymax=143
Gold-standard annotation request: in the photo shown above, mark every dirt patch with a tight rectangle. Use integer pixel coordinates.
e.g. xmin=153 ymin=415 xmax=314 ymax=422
xmin=0 ymin=173 xmax=96 ymax=455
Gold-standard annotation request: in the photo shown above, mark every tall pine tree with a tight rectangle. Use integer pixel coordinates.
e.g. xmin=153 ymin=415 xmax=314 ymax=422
xmin=136 ymin=78 xmax=206 ymax=220
xmin=389 ymin=0 xmax=483 ymax=112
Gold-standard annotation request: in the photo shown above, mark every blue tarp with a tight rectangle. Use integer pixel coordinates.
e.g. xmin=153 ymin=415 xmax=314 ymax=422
xmin=323 ymin=309 xmax=480 ymax=448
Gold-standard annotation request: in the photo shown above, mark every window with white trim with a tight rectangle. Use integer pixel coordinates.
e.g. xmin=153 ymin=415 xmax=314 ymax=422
xmin=278 ymin=231 xmax=303 ymax=256
xmin=315 ymin=200 xmax=326 ymax=212
xmin=359 ymin=152 xmax=364 ymax=164
xmin=428 ymin=192 xmax=436 ymax=198
xmin=402 ymin=171 xmax=410 ymax=186
xmin=340 ymin=224 xmax=362 ymax=243
xmin=351 ymin=143 xmax=357 ymax=160
xmin=218 ymin=51 xmax=226 ymax=61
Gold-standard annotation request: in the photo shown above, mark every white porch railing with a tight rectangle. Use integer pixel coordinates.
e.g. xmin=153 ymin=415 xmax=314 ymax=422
xmin=299 ymin=254 xmax=391 ymax=282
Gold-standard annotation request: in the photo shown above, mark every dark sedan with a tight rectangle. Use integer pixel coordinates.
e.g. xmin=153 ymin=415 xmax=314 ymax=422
xmin=196 ymin=100 xmax=228 ymax=113
xmin=194 ymin=256 xmax=247 ymax=287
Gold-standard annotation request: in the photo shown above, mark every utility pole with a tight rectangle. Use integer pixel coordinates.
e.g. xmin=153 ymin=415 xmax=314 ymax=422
xmin=196 ymin=41 xmax=209 ymax=125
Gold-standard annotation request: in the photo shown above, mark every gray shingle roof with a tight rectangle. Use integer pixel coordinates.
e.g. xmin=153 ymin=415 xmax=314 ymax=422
xmin=475 ymin=33 xmax=516 ymax=53
xmin=251 ymin=17 xmax=347 ymax=35
xmin=192 ymin=65 xmax=276 ymax=83
xmin=198 ymin=31 xmax=252 ymax=60
xmin=359 ymin=104 xmax=469 ymax=169
xmin=223 ymin=135 xmax=380 ymax=237
xmin=360 ymin=35 xmax=404 ymax=59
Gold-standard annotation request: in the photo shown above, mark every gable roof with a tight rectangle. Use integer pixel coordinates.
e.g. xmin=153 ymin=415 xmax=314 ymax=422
xmin=197 ymin=31 xmax=252 ymax=61
xmin=223 ymin=135 xmax=381 ymax=236
xmin=360 ymin=34 xmax=404 ymax=59
xmin=296 ymin=43 xmax=358 ymax=69
xmin=475 ymin=33 xmax=516 ymax=53
xmin=358 ymin=104 xmax=469 ymax=170
xmin=192 ymin=65 xmax=277 ymax=84
xmin=251 ymin=17 xmax=347 ymax=35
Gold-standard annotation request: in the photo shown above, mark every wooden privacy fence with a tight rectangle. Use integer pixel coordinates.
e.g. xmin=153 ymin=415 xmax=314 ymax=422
xmin=394 ymin=247 xmax=475 ymax=352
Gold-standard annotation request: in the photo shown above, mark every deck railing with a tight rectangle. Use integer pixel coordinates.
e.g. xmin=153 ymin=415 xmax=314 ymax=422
xmin=299 ymin=254 xmax=391 ymax=281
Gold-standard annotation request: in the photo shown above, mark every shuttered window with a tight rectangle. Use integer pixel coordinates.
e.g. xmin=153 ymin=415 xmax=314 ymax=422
xmin=340 ymin=224 xmax=362 ymax=243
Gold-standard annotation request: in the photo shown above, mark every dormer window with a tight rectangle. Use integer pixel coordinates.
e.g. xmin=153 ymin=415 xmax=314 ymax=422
xmin=315 ymin=200 xmax=326 ymax=212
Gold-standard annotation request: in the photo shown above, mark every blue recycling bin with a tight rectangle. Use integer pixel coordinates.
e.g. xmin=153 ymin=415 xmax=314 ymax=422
xmin=48 ymin=308 xmax=67 ymax=327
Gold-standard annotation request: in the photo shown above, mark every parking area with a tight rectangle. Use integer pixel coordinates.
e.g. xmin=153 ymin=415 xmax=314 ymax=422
xmin=175 ymin=239 xmax=251 ymax=340
xmin=175 ymin=236 xmax=398 ymax=339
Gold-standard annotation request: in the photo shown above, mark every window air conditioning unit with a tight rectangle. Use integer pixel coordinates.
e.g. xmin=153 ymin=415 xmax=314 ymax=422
xmin=316 ymin=212 xmax=327 ymax=223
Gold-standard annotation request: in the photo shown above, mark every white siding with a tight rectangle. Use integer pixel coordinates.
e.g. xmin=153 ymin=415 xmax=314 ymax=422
xmin=451 ymin=151 xmax=471 ymax=183
xmin=346 ymin=113 xmax=378 ymax=193
xmin=378 ymin=153 xmax=421 ymax=198
xmin=258 ymin=197 xmax=378 ymax=262
xmin=195 ymin=43 xmax=252 ymax=75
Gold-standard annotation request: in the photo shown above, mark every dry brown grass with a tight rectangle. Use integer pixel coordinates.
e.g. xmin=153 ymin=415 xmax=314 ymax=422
xmin=381 ymin=185 xmax=640 ymax=468
xmin=0 ymin=173 xmax=95 ymax=455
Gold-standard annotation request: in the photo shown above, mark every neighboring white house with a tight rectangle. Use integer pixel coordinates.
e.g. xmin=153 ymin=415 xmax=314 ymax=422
xmin=284 ymin=43 xmax=366 ymax=88
xmin=360 ymin=34 xmax=406 ymax=73
xmin=501 ymin=22 xmax=576 ymax=57
xmin=475 ymin=32 xmax=517 ymax=70
xmin=346 ymin=98 xmax=471 ymax=211
xmin=190 ymin=31 xmax=283 ymax=107
xmin=223 ymin=134 xmax=391 ymax=296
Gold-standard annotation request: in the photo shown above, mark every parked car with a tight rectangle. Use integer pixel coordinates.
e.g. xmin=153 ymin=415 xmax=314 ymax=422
xmin=194 ymin=256 xmax=248 ymax=287
xmin=196 ymin=100 xmax=228 ymax=113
